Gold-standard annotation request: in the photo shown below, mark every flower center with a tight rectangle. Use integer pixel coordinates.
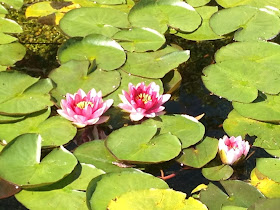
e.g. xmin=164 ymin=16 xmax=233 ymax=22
xmin=76 ymin=101 xmax=94 ymax=109
xmin=136 ymin=93 xmax=152 ymax=104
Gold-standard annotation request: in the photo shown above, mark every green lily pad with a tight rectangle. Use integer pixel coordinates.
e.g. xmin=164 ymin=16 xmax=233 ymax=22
xmin=248 ymin=198 xmax=280 ymax=210
xmin=120 ymin=46 xmax=190 ymax=78
xmin=209 ymin=6 xmax=280 ymax=41
xmin=0 ymin=78 xmax=53 ymax=115
xmin=106 ymin=70 xmax=163 ymax=105
xmin=106 ymin=124 xmax=182 ymax=163
xmin=87 ymin=171 xmax=169 ymax=210
xmin=0 ymin=109 xmax=77 ymax=147
xmin=59 ymin=7 xmax=130 ymax=37
xmin=108 ymin=189 xmax=207 ymax=210
xmin=222 ymin=206 xmax=247 ymax=210
xmin=215 ymin=0 xmax=280 ymax=9
xmin=57 ymin=34 xmax=126 ymax=70
xmin=178 ymin=137 xmax=218 ymax=168
xmin=0 ymin=5 xmax=7 ymax=14
xmin=224 ymin=110 xmax=280 ymax=150
xmin=202 ymin=60 xmax=280 ymax=103
xmin=175 ymin=6 xmax=223 ymax=41
xmin=0 ymin=33 xmax=17 ymax=44
xmin=15 ymin=163 xmax=104 ymax=210
xmin=202 ymin=164 xmax=233 ymax=181
xmin=186 ymin=0 xmax=210 ymax=7
xmin=256 ymin=158 xmax=280 ymax=183
xmin=143 ymin=115 xmax=205 ymax=149
xmin=0 ymin=43 xmax=26 ymax=66
xmin=0 ymin=17 xmax=22 ymax=33
xmin=74 ymin=140 xmax=137 ymax=173
xmin=0 ymin=133 xmax=77 ymax=187
xmin=162 ymin=70 xmax=182 ymax=94
xmin=0 ymin=114 xmax=24 ymax=123
xmin=113 ymin=27 xmax=165 ymax=52
xmin=0 ymin=0 xmax=23 ymax=9
xmin=233 ymin=93 xmax=280 ymax=122
xmin=128 ymin=0 xmax=201 ymax=34
xmin=265 ymin=149 xmax=280 ymax=157
xmin=49 ymin=60 xmax=121 ymax=104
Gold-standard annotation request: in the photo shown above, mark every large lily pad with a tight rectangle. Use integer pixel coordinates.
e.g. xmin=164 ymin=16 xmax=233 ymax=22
xmin=1 ymin=0 xmax=23 ymax=9
xmin=15 ymin=163 xmax=104 ymax=210
xmin=215 ymin=0 xmax=280 ymax=9
xmin=142 ymin=114 xmax=205 ymax=148
xmin=209 ymin=6 xmax=280 ymax=41
xmin=60 ymin=7 xmax=130 ymax=37
xmin=256 ymin=158 xmax=280 ymax=183
xmin=177 ymin=137 xmax=218 ymax=168
xmin=120 ymin=46 xmax=190 ymax=78
xmin=0 ymin=43 xmax=26 ymax=66
xmin=49 ymin=60 xmax=121 ymax=104
xmin=87 ymin=171 xmax=169 ymax=210
xmin=128 ymin=0 xmax=201 ymax=34
xmin=0 ymin=133 xmax=77 ymax=187
xmin=113 ymin=27 xmax=165 ymax=52
xmin=223 ymin=110 xmax=280 ymax=150
xmin=108 ymin=189 xmax=207 ymax=209
xmin=57 ymin=34 xmax=126 ymax=70
xmin=74 ymin=140 xmax=137 ymax=173
xmin=0 ymin=109 xmax=77 ymax=147
xmin=175 ymin=6 xmax=223 ymax=41
xmin=106 ymin=124 xmax=182 ymax=163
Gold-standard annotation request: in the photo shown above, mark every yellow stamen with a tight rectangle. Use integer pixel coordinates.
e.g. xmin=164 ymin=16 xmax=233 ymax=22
xmin=76 ymin=101 xmax=94 ymax=109
xmin=136 ymin=93 xmax=152 ymax=104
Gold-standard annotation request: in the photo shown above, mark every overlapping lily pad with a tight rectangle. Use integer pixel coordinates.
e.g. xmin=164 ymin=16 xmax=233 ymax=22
xmin=256 ymin=158 xmax=280 ymax=183
xmin=120 ymin=46 xmax=190 ymax=78
xmin=0 ymin=43 xmax=26 ymax=67
xmin=0 ymin=133 xmax=77 ymax=187
xmin=49 ymin=60 xmax=121 ymax=104
xmin=106 ymin=124 xmax=181 ymax=163
xmin=177 ymin=137 xmax=218 ymax=168
xmin=0 ymin=17 xmax=22 ymax=44
xmin=113 ymin=27 xmax=165 ymax=52
xmin=209 ymin=5 xmax=280 ymax=41
xmin=1 ymin=0 xmax=23 ymax=9
xmin=60 ymin=7 xmax=130 ymax=37
xmin=202 ymin=164 xmax=233 ymax=181
xmin=57 ymin=34 xmax=126 ymax=70
xmin=215 ymin=0 xmax=280 ymax=9
xmin=128 ymin=0 xmax=201 ymax=34
xmin=142 ymin=114 xmax=205 ymax=149
xmin=87 ymin=171 xmax=169 ymax=210
xmin=186 ymin=0 xmax=210 ymax=7
xmin=223 ymin=110 xmax=280 ymax=149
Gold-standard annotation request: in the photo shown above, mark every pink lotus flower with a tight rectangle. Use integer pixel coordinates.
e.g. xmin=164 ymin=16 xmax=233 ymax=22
xmin=57 ymin=89 xmax=113 ymax=128
xmin=118 ymin=82 xmax=171 ymax=121
xmin=218 ymin=135 xmax=250 ymax=165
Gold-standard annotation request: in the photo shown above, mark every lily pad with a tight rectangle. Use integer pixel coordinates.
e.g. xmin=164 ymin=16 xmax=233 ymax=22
xmin=0 ymin=133 xmax=77 ymax=187
xmin=209 ymin=6 xmax=280 ymax=41
xmin=128 ymin=0 xmax=201 ymax=34
xmin=233 ymin=93 xmax=280 ymax=122
xmin=106 ymin=124 xmax=182 ymax=163
xmin=120 ymin=45 xmax=190 ymax=78
xmin=49 ymin=60 xmax=121 ymax=104
xmin=87 ymin=171 xmax=169 ymax=210
xmin=15 ymin=163 xmax=104 ymax=210
xmin=60 ymin=7 xmax=130 ymax=37
xmin=256 ymin=158 xmax=280 ymax=183
xmin=265 ymin=149 xmax=280 ymax=157
xmin=0 ymin=0 xmax=23 ymax=9
xmin=248 ymin=198 xmax=280 ymax=210
xmin=177 ymin=137 xmax=218 ymax=168
xmin=0 ymin=43 xmax=26 ymax=66
xmin=113 ymin=27 xmax=165 ymax=52
xmin=57 ymin=34 xmax=126 ymax=70
xmin=0 ymin=114 xmax=24 ymax=123
xmin=202 ymin=164 xmax=233 ymax=181
xmin=215 ymin=0 xmax=280 ymax=9
xmin=223 ymin=110 xmax=280 ymax=150
xmin=142 ymin=114 xmax=205 ymax=149
xmin=0 ymin=5 xmax=7 ymax=14
xmin=108 ymin=189 xmax=207 ymax=210
xmin=162 ymin=70 xmax=182 ymax=94
xmin=0 ymin=17 xmax=22 ymax=33
xmin=74 ymin=140 xmax=137 ymax=173
xmin=186 ymin=0 xmax=210 ymax=7
xmin=175 ymin=6 xmax=223 ymax=41
xmin=0 ymin=33 xmax=17 ymax=44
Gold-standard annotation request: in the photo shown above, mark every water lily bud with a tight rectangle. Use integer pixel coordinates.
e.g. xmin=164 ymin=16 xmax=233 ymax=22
xmin=218 ymin=135 xmax=250 ymax=165
xmin=118 ymin=82 xmax=171 ymax=121
xmin=57 ymin=88 xmax=113 ymax=128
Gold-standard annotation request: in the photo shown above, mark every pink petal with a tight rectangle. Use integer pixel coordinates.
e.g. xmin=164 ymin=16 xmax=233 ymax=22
xmin=130 ymin=112 xmax=145 ymax=121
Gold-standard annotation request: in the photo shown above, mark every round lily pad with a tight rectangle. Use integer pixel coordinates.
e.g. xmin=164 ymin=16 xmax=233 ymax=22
xmin=0 ymin=33 xmax=17 ymax=45
xmin=256 ymin=158 xmax=280 ymax=183
xmin=0 ymin=0 xmax=23 ymax=9
xmin=59 ymin=7 xmax=130 ymax=37
xmin=202 ymin=164 xmax=233 ymax=181
xmin=186 ymin=0 xmax=210 ymax=7
xmin=106 ymin=124 xmax=182 ymax=163
xmin=49 ymin=60 xmax=121 ymax=104
xmin=0 ymin=133 xmax=77 ymax=187
xmin=0 ymin=17 xmax=22 ymax=33
xmin=87 ymin=171 xmax=169 ymax=210
xmin=143 ymin=115 xmax=205 ymax=149
xmin=0 ymin=43 xmax=26 ymax=66
xmin=57 ymin=34 xmax=126 ymax=70
xmin=107 ymin=189 xmax=207 ymax=210
xmin=177 ymin=137 xmax=218 ymax=168
xmin=215 ymin=0 xmax=280 ymax=9
xmin=0 ymin=114 xmax=24 ymax=123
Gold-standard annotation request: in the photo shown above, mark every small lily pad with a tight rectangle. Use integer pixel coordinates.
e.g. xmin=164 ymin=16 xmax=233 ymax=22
xmin=202 ymin=164 xmax=233 ymax=181
xmin=0 ymin=43 xmax=26 ymax=66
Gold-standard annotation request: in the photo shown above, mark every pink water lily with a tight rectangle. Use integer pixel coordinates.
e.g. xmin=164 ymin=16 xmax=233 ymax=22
xmin=57 ymin=88 xmax=113 ymax=128
xmin=218 ymin=135 xmax=250 ymax=165
xmin=118 ymin=82 xmax=171 ymax=121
